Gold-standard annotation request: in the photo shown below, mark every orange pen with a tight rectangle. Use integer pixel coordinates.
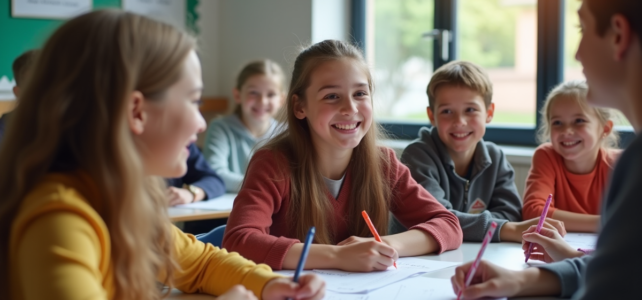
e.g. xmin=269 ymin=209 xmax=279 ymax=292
xmin=361 ymin=210 xmax=398 ymax=269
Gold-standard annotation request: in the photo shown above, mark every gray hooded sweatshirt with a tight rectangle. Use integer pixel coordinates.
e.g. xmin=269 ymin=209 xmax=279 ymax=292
xmin=203 ymin=114 xmax=278 ymax=193
xmin=397 ymin=126 xmax=522 ymax=242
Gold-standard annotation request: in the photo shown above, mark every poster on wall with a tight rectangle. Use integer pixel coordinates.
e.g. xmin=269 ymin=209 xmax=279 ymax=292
xmin=0 ymin=77 xmax=15 ymax=101
xmin=12 ymin=0 xmax=92 ymax=19
xmin=123 ymin=0 xmax=186 ymax=30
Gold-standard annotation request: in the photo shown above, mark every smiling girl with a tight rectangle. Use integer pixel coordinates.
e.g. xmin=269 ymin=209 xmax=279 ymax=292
xmin=0 ymin=10 xmax=324 ymax=300
xmin=204 ymin=60 xmax=285 ymax=192
xmin=222 ymin=40 xmax=462 ymax=272
xmin=522 ymin=80 xmax=621 ymax=232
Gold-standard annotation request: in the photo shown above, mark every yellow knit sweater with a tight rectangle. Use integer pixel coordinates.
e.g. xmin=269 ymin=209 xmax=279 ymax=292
xmin=9 ymin=171 xmax=278 ymax=300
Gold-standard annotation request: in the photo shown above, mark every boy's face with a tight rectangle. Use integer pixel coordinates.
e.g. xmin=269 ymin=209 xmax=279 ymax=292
xmin=575 ymin=2 xmax=624 ymax=110
xmin=427 ymin=85 xmax=494 ymax=157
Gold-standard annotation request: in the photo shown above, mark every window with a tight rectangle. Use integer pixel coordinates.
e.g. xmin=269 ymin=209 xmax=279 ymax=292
xmin=564 ymin=0 xmax=583 ymax=82
xmin=458 ymin=0 xmax=537 ymax=126
xmin=368 ymin=0 xmax=435 ymax=123
xmin=564 ymin=0 xmax=631 ymax=128
xmin=357 ymin=0 xmax=634 ymax=146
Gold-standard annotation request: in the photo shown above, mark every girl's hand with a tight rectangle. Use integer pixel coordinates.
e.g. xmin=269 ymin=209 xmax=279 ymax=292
xmin=337 ymin=236 xmax=375 ymax=246
xmin=522 ymin=226 xmax=584 ymax=263
xmin=451 ymin=260 xmax=525 ymax=299
xmin=167 ymin=187 xmax=194 ymax=206
xmin=217 ymin=285 xmax=257 ymax=300
xmin=262 ymin=274 xmax=325 ymax=300
xmin=500 ymin=217 xmax=567 ymax=242
xmin=335 ymin=238 xmax=398 ymax=271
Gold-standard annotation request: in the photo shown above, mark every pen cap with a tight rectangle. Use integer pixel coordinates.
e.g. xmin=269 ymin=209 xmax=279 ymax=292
xmin=306 ymin=227 xmax=316 ymax=242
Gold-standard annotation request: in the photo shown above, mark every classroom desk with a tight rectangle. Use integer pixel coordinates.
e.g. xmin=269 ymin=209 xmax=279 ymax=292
xmin=168 ymin=193 xmax=237 ymax=222
xmin=168 ymin=242 xmax=560 ymax=300
xmin=168 ymin=207 xmax=231 ymax=222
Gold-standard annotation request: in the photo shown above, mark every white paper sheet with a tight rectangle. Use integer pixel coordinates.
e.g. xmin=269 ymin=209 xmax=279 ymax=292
xmin=564 ymin=233 xmax=598 ymax=250
xmin=393 ymin=257 xmax=459 ymax=271
xmin=276 ymin=257 xmax=459 ymax=294
xmin=276 ymin=269 xmax=425 ymax=294
xmin=323 ymin=292 xmax=368 ymax=300
xmin=323 ymin=277 xmax=507 ymax=300
xmin=315 ymin=268 xmax=427 ymax=293
xmin=174 ymin=193 xmax=236 ymax=210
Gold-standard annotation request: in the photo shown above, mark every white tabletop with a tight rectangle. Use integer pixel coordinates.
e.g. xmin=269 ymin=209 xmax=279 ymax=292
xmin=168 ymin=241 xmax=561 ymax=299
xmin=168 ymin=194 xmax=237 ymax=222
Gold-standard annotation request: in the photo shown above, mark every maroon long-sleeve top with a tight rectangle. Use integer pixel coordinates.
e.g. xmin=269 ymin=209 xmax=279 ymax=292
xmin=222 ymin=147 xmax=463 ymax=269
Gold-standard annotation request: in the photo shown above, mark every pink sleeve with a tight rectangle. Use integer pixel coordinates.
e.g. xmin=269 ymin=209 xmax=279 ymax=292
xmin=222 ymin=150 xmax=300 ymax=270
xmin=386 ymin=148 xmax=463 ymax=253
xmin=522 ymin=146 xmax=558 ymax=220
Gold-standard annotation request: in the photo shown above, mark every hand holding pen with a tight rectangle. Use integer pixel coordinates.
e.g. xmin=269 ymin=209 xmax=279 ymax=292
xmin=265 ymin=227 xmax=325 ymax=300
xmin=525 ymin=194 xmax=553 ymax=262
xmin=362 ymin=210 xmax=398 ymax=269
xmin=457 ymin=222 xmax=498 ymax=300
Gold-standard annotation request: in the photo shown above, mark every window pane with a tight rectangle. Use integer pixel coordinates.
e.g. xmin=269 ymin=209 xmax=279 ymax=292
xmin=564 ymin=0 xmax=631 ymax=127
xmin=564 ymin=0 xmax=584 ymax=82
xmin=369 ymin=0 xmax=435 ymax=123
xmin=458 ymin=0 xmax=537 ymax=127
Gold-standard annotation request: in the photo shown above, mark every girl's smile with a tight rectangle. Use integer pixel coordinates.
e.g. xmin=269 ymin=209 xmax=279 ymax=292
xmin=295 ymin=58 xmax=372 ymax=155
xmin=548 ymin=95 xmax=611 ymax=174
xmin=331 ymin=121 xmax=361 ymax=133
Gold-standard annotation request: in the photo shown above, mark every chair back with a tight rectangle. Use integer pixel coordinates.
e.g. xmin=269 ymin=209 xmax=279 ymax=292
xmin=195 ymin=224 xmax=226 ymax=248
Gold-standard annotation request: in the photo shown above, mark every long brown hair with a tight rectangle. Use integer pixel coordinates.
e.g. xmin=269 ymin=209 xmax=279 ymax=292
xmin=262 ymin=40 xmax=391 ymax=244
xmin=0 ymin=10 xmax=195 ymax=300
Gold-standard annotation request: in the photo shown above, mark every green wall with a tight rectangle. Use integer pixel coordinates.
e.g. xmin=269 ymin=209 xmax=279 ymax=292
xmin=0 ymin=0 xmax=199 ymax=82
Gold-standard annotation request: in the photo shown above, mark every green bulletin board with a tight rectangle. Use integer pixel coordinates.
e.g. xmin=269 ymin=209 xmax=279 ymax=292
xmin=0 ymin=0 xmax=199 ymax=84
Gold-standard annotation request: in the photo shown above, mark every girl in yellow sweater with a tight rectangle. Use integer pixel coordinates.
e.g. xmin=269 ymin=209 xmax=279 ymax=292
xmin=0 ymin=10 xmax=324 ymax=300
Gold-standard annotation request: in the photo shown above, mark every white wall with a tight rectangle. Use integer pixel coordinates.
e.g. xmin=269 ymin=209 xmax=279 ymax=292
xmin=312 ymin=0 xmax=350 ymax=44
xmin=198 ymin=0 xmax=351 ymax=109
xmin=197 ymin=0 xmax=222 ymax=97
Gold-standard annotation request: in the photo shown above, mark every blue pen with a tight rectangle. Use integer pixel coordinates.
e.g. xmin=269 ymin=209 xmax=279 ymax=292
xmin=293 ymin=226 xmax=315 ymax=283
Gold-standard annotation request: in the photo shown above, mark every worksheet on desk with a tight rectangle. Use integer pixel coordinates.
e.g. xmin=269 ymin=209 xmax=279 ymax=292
xmin=174 ymin=193 xmax=236 ymax=210
xmin=564 ymin=233 xmax=598 ymax=250
xmin=394 ymin=257 xmax=459 ymax=271
xmin=277 ymin=268 xmax=426 ymax=293
xmin=323 ymin=277 xmax=507 ymax=300
xmin=276 ymin=258 xmax=458 ymax=294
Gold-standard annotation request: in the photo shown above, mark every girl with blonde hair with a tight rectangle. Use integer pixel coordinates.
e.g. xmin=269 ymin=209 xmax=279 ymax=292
xmin=0 ymin=10 xmax=323 ymax=300
xmin=223 ymin=40 xmax=462 ymax=272
xmin=522 ymin=80 xmax=621 ymax=233
xmin=204 ymin=59 xmax=286 ymax=193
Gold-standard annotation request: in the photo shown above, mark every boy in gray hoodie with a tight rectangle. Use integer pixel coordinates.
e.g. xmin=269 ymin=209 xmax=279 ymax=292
xmin=399 ymin=61 xmax=565 ymax=242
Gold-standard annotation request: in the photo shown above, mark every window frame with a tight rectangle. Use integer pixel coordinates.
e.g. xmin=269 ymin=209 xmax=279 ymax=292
xmin=353 ymin=0 xmax=635 ymax=147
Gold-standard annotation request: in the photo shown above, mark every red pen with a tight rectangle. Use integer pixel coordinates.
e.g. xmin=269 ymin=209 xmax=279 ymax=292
xmin=361 ymin=210 xmax=397 ymax=269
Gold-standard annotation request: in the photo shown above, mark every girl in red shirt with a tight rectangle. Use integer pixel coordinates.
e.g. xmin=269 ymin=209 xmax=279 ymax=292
xmin=223 ymin=40 xmax=463 ymax=272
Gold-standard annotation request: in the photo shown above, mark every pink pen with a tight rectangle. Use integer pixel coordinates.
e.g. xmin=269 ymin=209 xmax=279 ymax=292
xmin=524 ymin=194 xmax=553 ymax=262
xmin=457 ymin=222 xmax=498 ymax=300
